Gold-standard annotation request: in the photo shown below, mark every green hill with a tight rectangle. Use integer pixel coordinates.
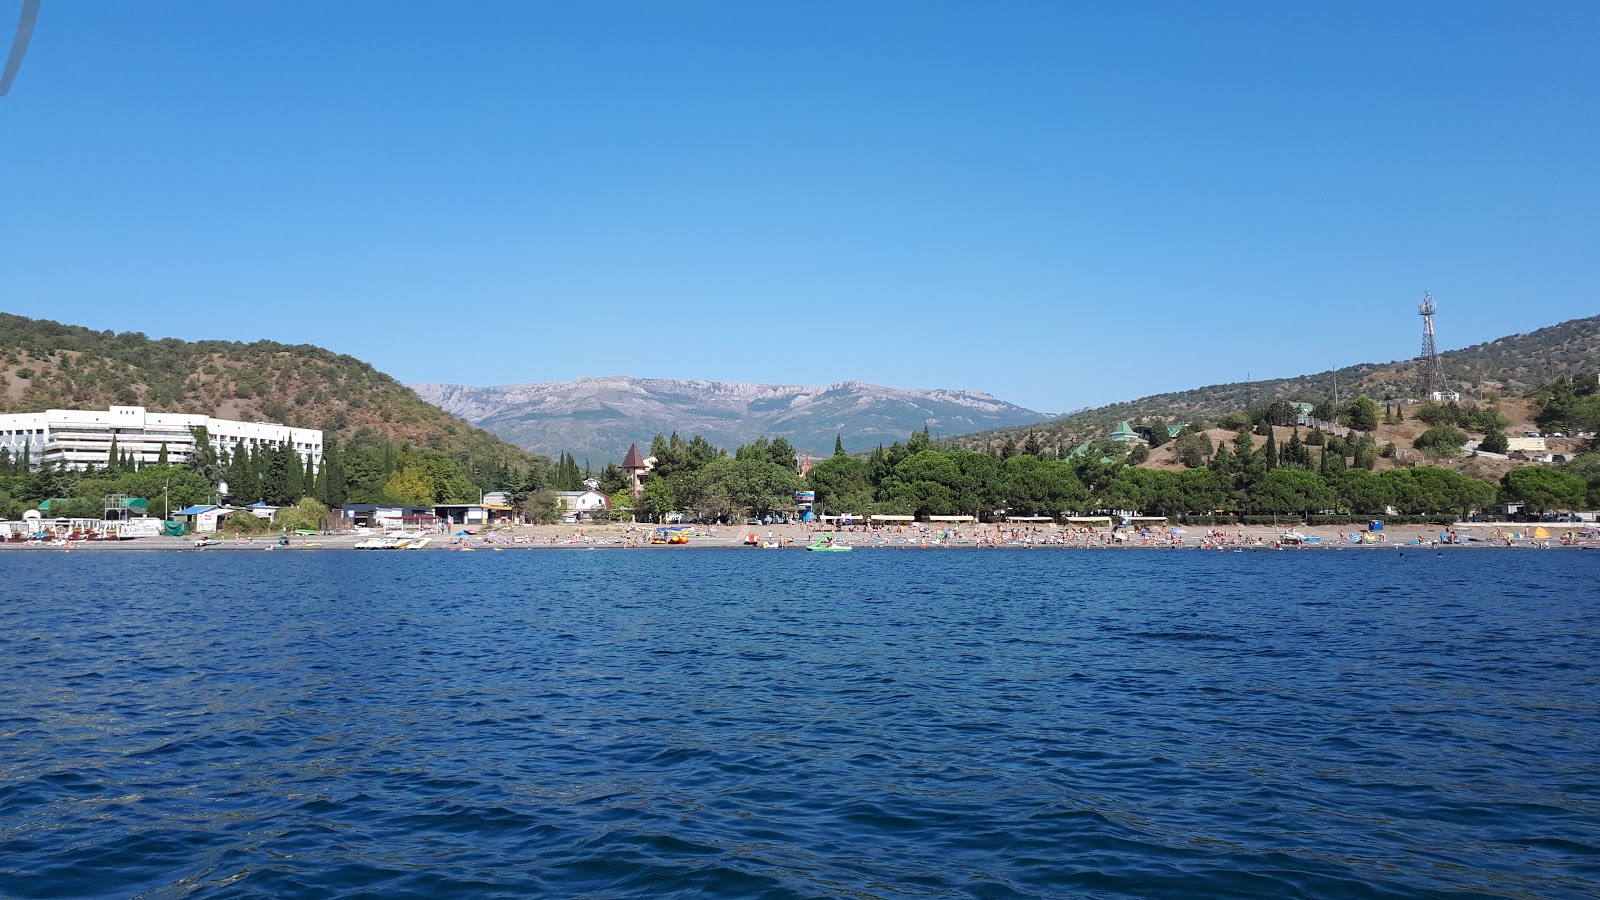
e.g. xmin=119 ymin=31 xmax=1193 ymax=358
xmin=0 ymin=313 xmax=547 ymax=476
xmin=957 ymin=314 xmax=1600 ymax=451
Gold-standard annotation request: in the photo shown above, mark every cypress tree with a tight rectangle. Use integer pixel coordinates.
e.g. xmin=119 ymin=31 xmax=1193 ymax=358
xmin=327 ymin=437 xmax=348 ymax=506
xmin=262 ymin=446 xmax=292 ymax=506
xmin=284 ymin=447 xmax=305 ymax=501
xmin=834 ymin=434 xmax=846 ymax=457
xmin=303 ymin=455 xmax=315 ymax=495
xmin=107 ymin=435 xmax=120 ymax=470
xmin=229 ymin=445 xmax=257 ymax=504
xmin=157 ymin=442 xmax=169 ymax=465
xmin=1263 ymin=431 xmax=1279 ymax=470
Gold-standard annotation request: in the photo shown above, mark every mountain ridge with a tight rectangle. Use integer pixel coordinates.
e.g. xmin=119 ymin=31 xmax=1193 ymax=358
xmin=408 ymin=376 xmax=1052 ymax=461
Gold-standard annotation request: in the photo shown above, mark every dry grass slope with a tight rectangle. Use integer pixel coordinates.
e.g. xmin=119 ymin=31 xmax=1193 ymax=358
xmin=0 ymin=313 xmax=544 ymax=472
xmin=958 ymin=314 xmax=1600 ymax=452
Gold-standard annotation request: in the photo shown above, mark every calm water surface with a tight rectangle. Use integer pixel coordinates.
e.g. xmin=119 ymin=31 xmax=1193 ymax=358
xmin=2 ymin=549 xmax=1598 ymax=898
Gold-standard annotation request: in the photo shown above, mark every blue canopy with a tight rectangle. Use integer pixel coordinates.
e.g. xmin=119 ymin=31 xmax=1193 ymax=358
xmin=174 ymin=505 xmax=217 ymax=516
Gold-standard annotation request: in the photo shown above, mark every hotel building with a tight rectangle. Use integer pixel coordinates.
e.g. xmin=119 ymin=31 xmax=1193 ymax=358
xmin=0 ymin=406 xmax=322 ymax=471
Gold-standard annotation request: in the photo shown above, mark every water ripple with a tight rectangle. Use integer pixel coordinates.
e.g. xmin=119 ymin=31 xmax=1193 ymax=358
xmin=0 ymin=550 xmax=1597 ymax=898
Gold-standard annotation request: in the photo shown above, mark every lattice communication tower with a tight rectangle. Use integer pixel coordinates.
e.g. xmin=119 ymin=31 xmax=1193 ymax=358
xmin=1416 ymin=292 xmax=1444 ymax=399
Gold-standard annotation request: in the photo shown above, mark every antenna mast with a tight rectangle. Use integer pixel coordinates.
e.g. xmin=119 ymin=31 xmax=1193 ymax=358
xmin=1416 ymin=292 xmax=1443 ymax=399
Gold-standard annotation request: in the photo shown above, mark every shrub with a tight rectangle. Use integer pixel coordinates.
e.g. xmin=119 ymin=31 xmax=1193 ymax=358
xmin=1413 ymin=425 xmax=1468 ymax=455
xmin=222 ymin=510 xmax=274 ymax=535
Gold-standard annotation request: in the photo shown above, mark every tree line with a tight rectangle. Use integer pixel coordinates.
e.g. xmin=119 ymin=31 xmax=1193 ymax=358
xmin=0 ymin=425 xmax=548 ymax=524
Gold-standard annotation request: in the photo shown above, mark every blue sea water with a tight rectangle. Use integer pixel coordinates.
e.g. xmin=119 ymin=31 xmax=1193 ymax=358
xmin=1 ymin=548 xmax=1598 ymax=899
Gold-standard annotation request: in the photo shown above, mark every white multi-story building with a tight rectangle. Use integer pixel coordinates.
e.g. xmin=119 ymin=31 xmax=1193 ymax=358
xmin=0 ymin=406 xmax=322 ymax=471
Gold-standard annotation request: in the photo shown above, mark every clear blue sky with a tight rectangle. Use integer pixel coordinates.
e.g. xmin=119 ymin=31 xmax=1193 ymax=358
xmin=2 ymin=1 xmax=1596 ymax=415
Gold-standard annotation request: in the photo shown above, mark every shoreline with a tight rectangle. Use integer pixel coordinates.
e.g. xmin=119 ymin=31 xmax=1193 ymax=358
xmin=3 ymin=521 xmax=1592 ymax=551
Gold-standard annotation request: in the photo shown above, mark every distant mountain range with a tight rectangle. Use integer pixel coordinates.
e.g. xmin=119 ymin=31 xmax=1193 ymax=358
xmin=958 ymin=313 xmax=1600 ymax=452
xmin=408 ymin=377 xmax=1053 ymax=462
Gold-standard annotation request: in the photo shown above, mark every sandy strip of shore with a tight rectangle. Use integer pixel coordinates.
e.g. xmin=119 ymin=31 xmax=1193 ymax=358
xmin=2 ymin=521 xmax=1593 ymax=550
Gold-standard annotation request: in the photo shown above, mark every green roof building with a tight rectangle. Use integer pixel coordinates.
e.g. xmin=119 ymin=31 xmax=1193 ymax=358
xmin=1108 ymin=421 xmax=1148 ymax=446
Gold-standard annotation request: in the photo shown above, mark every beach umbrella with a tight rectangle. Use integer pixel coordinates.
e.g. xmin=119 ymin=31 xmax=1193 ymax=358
xmin=455 ymin=531 xmax=471 ymax=537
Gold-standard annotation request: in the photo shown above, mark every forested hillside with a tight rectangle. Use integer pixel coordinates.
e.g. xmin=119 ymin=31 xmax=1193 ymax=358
xmin=958 ymin=314 xmax=1600 ymax=451
xmin=0 ymin=314 xmax=545 ymax=477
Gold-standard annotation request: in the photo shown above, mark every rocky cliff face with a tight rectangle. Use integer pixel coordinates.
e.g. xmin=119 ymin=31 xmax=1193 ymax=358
xmin=408 ymin=376 xmax=1051 ymax=462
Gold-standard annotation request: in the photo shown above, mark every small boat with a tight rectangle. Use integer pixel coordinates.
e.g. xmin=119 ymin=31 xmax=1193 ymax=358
xmin=354 ymin=537 xmax=409 ymax=550
xmin=806 ymin=534 xmax=852 ymax=552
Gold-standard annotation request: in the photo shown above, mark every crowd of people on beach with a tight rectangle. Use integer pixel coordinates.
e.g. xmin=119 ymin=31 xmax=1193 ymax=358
xmin=7 ymin=517 xmax=1598 ymax=551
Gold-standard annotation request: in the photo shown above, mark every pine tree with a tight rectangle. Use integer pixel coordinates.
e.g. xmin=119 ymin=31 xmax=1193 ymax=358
xmin=1285 ymin=431 xmax=1305 ymax=469
xmin=1319 ymin=445 xmax=1346 ymax=476
xmin=1209 ymin=444 xmax=1232 ymax=475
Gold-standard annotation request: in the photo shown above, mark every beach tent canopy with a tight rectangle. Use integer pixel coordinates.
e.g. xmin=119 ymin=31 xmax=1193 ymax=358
xmin=927 ymin=515 xmax=975 ymax=523
xmin=869 ymin=515 xmax=915 ymax=522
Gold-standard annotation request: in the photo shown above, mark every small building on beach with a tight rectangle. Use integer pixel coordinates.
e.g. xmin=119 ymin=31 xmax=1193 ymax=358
xmin=554 ymin=490 xmax=611 ymax=523
xmin=337 ymin=503 xmax=434 ymax=529
xmin=174 ymin=504 xmax=227 ymax=534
